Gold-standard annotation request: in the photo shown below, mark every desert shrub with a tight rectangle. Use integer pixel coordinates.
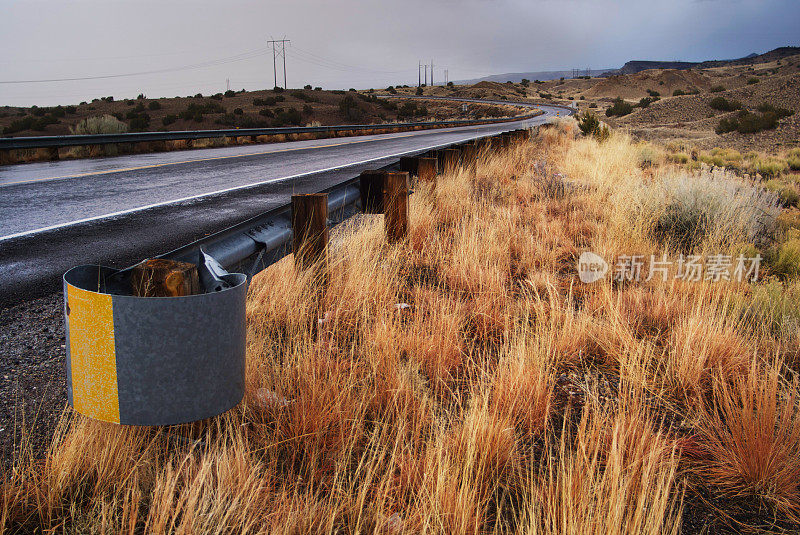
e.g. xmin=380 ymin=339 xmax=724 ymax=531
xmin=747 ymin=77 xmax=760 ymax=85
xmin=65 ymin=105 xmax=77 ymax=114
xmin=709 ymin=97 xmax=742 ymax=112
xmin=133 ymin=103 xmax=145 ymax=113
xmin=717 ymin=109 xmax=787 ymax=135
xmin=50 ymin=106 xmax=65 ymax=118
xmin=416 ymin=86 xmax=423 ymax=96
xmin=672 ymin=89 xmax=686 ymax=97
xmin=605 ymin=97 xmax=633 ymax=117
xmin=148 ymin=101 xmax=161 ymax=110
xmin=770 ymin=230 xmax=800 ymax=278
xmin=787 ymin=148 xmax=800 ymax=171
xmin=628 ymin=172 xmax=780 ymax=250
xmin=210 ymin=93 xmax=223 ymax=100
xmin=258 ymin=108 xmax=274 ymax=118
xmin=589 ymin=103 xmax=598 ymax=108
xmin=128 ymin=114 xmax=150 ymax=131
xmin=716 ymin=117 xmax=738 ymax=134
xmin=302 ymin=104 xmax=313 ymax=115
xmin=669 ymin=153 xmax=689 ymax=164
xmin=254 ymin=97 xmax=278 ymax=106
xmin=304 ymin=84 xmax=312 ymax=90
xmin=2 ymin=115 xmax=58 ymax=134
xmin=162 ymin=114 xmax=177 ymax=126
xmin=386 ymin=86 xmax=397 ymax=94
xmin=102 ymin=96 xmax=114 ymax=102
xmin=137 ymin=93 xmax=145 ymax=99
xmin=538 ymin=92 xmax=552 ymax=99
xmin=397 ymin=101 xmax=425 ymax=119
xmin=757 ymin=102 xmax=794 ymax=119
xmin=709 ymin=85 xmax=726 ymax=93
xmin=178 ymin=102 xmax=225 ymax=122
xmin=338 ymin=95 xmax=363 ymax=121
xmin=233 ymin=108 xmax=243 ymax=115
xmin=30 ymin=106 xmax=45 ymax=116
xmin=765 ymin=179 xmax=800 ymax=207
xmin=748 ymin=156 xmax=789 ymax=178
xmin=290 ymin=90 xmax=319 ymax=103
xmin=314 ymin=86 xmax=322 ymax=91
xmin=483 ymin=106 xmax=504 ymax=118
xmin=647 ymin=89 xmax=660 ymax=97
xmin=274 ymin=107 xmax=302 ymax=126
xmin=224 ymin=90 xmax=236 ymax=97
xmin=637 ymin=96 xmax=658 ymax=108
xmin=577 ymin=110 xmax=600 ymax=136
xmin=70 ymin=114 xmax=128 ymax=135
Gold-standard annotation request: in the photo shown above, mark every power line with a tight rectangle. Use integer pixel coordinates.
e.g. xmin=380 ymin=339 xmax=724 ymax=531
xmin=0 ymin=48 xmax=270 ymax=84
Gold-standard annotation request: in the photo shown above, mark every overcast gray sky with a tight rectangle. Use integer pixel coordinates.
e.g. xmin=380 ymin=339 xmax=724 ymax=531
xmin=0 ymin=0 xmax=797 ymax=107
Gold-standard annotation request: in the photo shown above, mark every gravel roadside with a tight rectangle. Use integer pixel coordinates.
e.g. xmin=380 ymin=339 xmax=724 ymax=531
xmin=0 ymin=292 xmax=67 ymax=469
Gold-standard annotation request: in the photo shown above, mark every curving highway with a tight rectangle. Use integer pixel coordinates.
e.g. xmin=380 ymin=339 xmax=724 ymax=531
xmin=0 ymin=100 xmax=569 ymax=305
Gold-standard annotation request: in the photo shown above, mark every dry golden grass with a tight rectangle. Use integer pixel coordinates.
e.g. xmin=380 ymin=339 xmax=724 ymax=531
xmin=3 ymin=123 xmax=799 ymax=533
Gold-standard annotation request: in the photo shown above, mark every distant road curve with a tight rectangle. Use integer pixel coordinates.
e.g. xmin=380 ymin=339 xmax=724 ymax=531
xmin=0 ymin=98 xmax=572 ymax=305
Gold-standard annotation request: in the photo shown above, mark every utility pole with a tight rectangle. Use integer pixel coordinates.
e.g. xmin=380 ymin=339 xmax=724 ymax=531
xmin=267 ymin=38 xmax=290 ymax=88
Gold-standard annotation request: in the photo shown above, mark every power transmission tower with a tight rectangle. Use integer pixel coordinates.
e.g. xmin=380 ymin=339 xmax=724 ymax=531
xmin=267 ymin=38 xmax=290 ymax=88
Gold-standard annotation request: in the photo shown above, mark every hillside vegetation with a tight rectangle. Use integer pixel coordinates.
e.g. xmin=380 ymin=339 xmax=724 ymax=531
xmin=4 ymin=121 xmax=800 ymax=533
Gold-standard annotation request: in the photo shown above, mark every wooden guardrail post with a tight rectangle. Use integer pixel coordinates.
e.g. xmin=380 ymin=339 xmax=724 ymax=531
xmin=131 ymin=259 xmax=200 ymax=297
xmin=384 ymin=172 xmax=410 ymax=244
xmin=360 ymin=170 xmax=386 ymax=214
xmin=399 ymin=156 xmax=418 ymax=177
xmin=417 ymin=157 xmax=438 ymax=182
xmin=292 ymin=193 xmax=329 ymax=269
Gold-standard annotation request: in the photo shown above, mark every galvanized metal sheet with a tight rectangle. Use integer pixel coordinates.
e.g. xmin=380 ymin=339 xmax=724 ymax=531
xmin=64 ymin=265 xmax=247 ymax=426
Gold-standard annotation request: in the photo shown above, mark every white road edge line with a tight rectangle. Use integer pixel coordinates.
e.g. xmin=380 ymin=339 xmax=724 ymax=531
xmin=0 ymin=125 xmax=538 ymax=242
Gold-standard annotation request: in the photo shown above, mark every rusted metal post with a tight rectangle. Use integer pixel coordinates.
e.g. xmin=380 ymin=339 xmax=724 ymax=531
xmin=383 ymin=172 xmax=409 ymax=243
xmin=292 ymin=193 xmax=329 ymax=269
xmin=417 ymin=157 xmax=438 ymax=181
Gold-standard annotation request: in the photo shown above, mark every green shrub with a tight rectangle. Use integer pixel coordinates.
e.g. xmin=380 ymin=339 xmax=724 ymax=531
xmin=416 ymin=86 xmax=423 ymax=96
xmin=273 ymin=107 xmax=302 ymax=126
xmin=605 ymin=97 xmax=633 ymax=117
xmin=290 ymin=90 xmax=319 ymax=103
xmin=577 ymin=110 xmax=599 ymax=136
xmin=210 ymin=93 xmax=224 ymax=100
xmin=757 ymin=102 xmax=794 ymax=118
xmin=672 ymin=89 xmax=686 ymax=97
xmin=314 ymin=87 xmax=322 ymax=91
xmin=768 ymin=230 xmax=800 ymax=278
xmin=709 ymin=97 xmax=741 ymax=111
xmin=765 ymin=179 xmax=800 ymax=207
xmin=589 ymin=103 xmax=598 ymax=108
xmin=253 ymin=97 xmax=277 ymax=106
xmin=637 ymin=96 xmax=658 ymax=108
xmin=386 ymin=86 xmax=397 ymax=94
xmin=233 ymin=108 xmax=243 ymax=115
xmin=178 ymin=102 xmax=224 ymax=121
xmin=304 ymin=85 xmax=312 ymax=90
xmin=162 ymin=115 xmax=177 ymax=126
xmin=148 ymin=101 xmax=161 ymax=110
xmin=709 ymin=85 xmax=726 ymax=93
xmin=70 ymin=114 xmax=128 ymax=135
xmin=747 ymin=77 xmax=760 ymax=85
xmin=224 ymin=90 xmax=236 ymax=97
xmin=30 ymin=106 xmax=45 ymax=117
xmin=302 ymin=104 xmax=313 ymax=115
xmin=128 ymin=114 xmax=150 ymax=131
xmin=137 ymin=93 xmax=146 ymax=100
xmin=669 ymin=153 xmax=689 ymax=164
xmin=787 ymin=148 xmax=800 ymax=171
xmin=748 ymin=156 xmax=789 ymax=178
xmin=258 ymin=108 xmax=274 ymax=118
xmin=647 ymin=89 xmax=660 ymax=97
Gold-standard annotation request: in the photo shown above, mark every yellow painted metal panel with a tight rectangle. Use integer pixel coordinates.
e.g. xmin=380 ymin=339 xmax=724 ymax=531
xmin=66 ymin=284 xmax=120 ymax=423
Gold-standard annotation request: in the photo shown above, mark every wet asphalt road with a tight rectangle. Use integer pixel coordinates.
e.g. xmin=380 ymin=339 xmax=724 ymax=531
xmin=0 ymin=103 xmax=566 ymax=306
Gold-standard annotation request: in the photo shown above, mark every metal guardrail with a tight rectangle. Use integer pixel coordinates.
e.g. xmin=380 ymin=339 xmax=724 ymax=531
xmin=0 ymin=101 xmax=541 ymax=150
